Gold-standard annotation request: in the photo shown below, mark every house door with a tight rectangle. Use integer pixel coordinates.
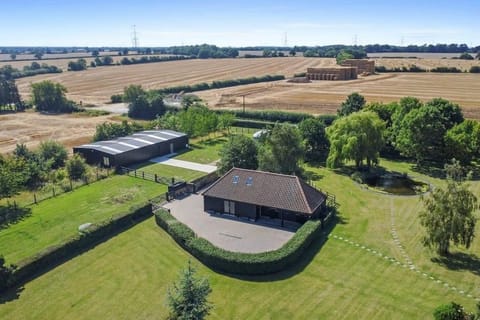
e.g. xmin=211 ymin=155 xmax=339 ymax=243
xmin=223 ymin=201 xmax=235 ymax=214
xmin=170 ymin=143 xmax=174 ymax=154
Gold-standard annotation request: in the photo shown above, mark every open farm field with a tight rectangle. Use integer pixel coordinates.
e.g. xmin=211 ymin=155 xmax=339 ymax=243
xmin=0 ymin=111 xmax=118 ymax=154
xmin=0 ymin=51 xmax=123 ymax=61
xmin=198 ymin=72 xmax=480 ymax=119
xmin=14 ymin=58 xmax=338 ymax=104
xmin=1 ymin=159 xmax=479 ymax=319
xmin=373 ymin=57 xmax=478 ymax=71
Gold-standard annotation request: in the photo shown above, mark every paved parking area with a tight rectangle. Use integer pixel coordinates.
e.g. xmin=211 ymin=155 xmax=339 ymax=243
xmin=162 ymin=193 xmax=295 ymax=253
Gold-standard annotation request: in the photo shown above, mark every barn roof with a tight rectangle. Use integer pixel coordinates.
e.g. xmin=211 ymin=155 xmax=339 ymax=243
xmin=202 ymin=168 xmax=327 ymax=215
xmin=74 ymin=130 xmax=186 ymax=155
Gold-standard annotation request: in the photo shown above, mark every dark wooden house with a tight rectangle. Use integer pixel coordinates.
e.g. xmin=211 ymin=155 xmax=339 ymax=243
xmin=202 ymin=168 xmax=327 ymax=224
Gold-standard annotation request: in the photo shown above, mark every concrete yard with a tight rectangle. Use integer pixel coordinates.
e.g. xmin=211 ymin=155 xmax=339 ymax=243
xmin=162 ymin=193 xmax=296 ymax=253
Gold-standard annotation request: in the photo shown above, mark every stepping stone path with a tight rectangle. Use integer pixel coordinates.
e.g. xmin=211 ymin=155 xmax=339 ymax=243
xmin=329 ymin=233 xmax=479 ymax=302
xmin=390 ymin=199 xmax=415 ymax=268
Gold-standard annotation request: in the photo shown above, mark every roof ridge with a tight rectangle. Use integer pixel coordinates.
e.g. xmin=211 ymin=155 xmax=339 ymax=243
xmin=295 ymin=176 xmax=312 ymax=212
xmin=231 ymin=167 xmax=298 ymax=179
xmin=299 ymin=179 xmax=326 ymax=212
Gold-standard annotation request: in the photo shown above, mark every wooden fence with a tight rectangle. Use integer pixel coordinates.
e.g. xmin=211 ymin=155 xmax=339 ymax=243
xmin=119 ymin=166 xmax=184 ymax=185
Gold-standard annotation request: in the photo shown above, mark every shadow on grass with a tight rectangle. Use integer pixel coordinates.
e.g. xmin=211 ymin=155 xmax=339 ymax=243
xmin=217 ymin=214 xmax=341 ymax=282
xmin=411 ymin=162 xmax=445 ymax=179
xmin=431 ymin=252 xmax=480 ymax=276
xmin=0 ymin=286 xmax=24 ymax=304
xmin=0 ymin=206 xmax=32 ymax=231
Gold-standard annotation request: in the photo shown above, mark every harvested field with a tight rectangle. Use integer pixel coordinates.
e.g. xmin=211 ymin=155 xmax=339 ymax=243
xmin=198 ymin=73 xmax=480 ymax=119
xmin=373 ymin=57 xmax=478 ymax=72
xmin=367 ymin=52 xmax=462 ymax=59
xmin=15 ymin=58 xmax=338 ymax=104
xmin=0 ymin=111 xmax=118 ymax=154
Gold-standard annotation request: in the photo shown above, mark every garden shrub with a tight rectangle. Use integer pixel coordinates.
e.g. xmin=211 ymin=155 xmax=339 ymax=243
xmin=154 ymin=209 xmax=323 ymax=275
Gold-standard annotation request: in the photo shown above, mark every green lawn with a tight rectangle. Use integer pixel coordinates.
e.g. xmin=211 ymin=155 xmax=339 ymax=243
xmin=0 ymin=217 xmax=475 ymax=319
xmin=174 ymin=137 xmax=228 ymax=164
xmin=1 ymin=157 xmax=479 ymax=318
xmin=132 ymin=162 xmax=206 ymax=182
xmin=0 ymin=175 xmax=166 ymax=264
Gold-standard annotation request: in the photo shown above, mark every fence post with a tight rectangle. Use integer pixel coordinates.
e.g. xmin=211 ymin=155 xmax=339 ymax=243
xmin=34 ymin=193 xmax=37 ymax=204
xmin=155 ymin=174 xmax=158 ymax=183
xmin=53 ymin=187 xmax=56 ymax=197
xmin=13 ymin=200 xmax=17 ymax=211
xmin=134 ymin=170 xmax=137 ymax=177
xmin=142 ymin=171 xmax=144 ymax=179
xmin=96 ymin=167 xmax=99 ymax=180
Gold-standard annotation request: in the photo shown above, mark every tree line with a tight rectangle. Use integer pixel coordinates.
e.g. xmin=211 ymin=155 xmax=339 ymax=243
xmin=0 ymin=63 xmax=61 ymax=80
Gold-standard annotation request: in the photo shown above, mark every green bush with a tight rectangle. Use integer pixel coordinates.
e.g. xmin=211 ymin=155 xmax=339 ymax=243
xmin=218 ymin=109 xmax=313 ymax=123
xmin=154 ymin=209 xmax=323 ymax=275
xmin=430 ymin=67 xmax=462 ymax=73
xmin=470 ymin=66 xmax=480 ymax=73
xmin=4 ymin=203 xmax=152 ymax=292
xmin=110 ymin=94 xmax=123 ymax=103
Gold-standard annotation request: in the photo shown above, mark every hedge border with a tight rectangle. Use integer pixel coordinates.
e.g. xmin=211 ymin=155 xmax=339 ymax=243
xmin=154 ymin=209 xmax=323 ymax=275
xmin=1 ymin=202 xmax=153 ymax=293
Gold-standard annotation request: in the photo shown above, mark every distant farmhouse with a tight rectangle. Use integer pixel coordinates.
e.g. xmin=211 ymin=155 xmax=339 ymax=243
xmin=306 ymin=59 xmax=375 ymax=81
xmin=74 ymin=130 xmax=188 ymax=167
xmin=202 ymin=168 xmax=327 ymax=225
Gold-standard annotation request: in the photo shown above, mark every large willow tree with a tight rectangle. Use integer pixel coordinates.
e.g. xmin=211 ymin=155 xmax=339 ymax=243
xmin=326 ymin=111 xmax=385 ymax=168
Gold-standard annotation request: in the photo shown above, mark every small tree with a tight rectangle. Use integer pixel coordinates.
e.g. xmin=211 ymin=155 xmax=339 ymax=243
xmin=258 ymin=123 xmax=304 ymax=174
xmin=10 ymin=53 xmax=16 ymax=60
xmin=123 ymin=84 xmax=145 ymax=103
xmin=326 ymin=111 xmax=385 ymax=168
xmin=167 ymin=261 xmax=212 ymax=320
xmin=91 ymin=50 xmax=99 ymax=57
xmin=31 ymin=81 xmax=74 ymax=113
xmin=38 ymin=140 xmax=68 ymax=169
xmin=218 ymin=135 xmax=258 ymax=174
xmin=298 ymin=117 xmax=329 ymax=161
xmin=66 ymin=154 xmax=87 ymax=180
xmin=433 ymin=302 xmax=471 ymax=320
xmin=34 ymin=52 xmax=43 ymax=60
xmin=419 ymin=160 xmax=478 ymax=256
xmin=337 ymin=92 xmax=366 ymax=116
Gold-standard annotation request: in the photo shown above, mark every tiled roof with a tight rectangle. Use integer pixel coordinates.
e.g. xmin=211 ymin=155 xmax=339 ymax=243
xmin=202 ymin=168 xmax=326 ymax=215
xmin=74 ymin=130 xmax=186 ymax=155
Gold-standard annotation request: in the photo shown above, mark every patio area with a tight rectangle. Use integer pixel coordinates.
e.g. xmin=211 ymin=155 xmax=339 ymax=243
xmin=162 ymin=193 xmax=297 ymax=253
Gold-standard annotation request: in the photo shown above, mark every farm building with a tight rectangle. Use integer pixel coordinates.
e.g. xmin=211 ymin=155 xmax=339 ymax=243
xmin=306 ymin=67 xmax=357 ymax=81
xmin=73 ymin=130 xmax=188 ymax=167
xmin=202 ymin=168 xmax=327 ymax=225
xmin=340 ymin=59 xmax=375 ymax=74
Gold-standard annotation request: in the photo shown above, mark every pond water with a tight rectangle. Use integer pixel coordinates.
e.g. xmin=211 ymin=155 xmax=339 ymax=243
xmin=364 ymin=174 xmax=428 ymax=195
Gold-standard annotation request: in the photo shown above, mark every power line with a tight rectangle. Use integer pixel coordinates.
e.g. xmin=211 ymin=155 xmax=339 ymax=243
xmin=132 ymin=25 xmax=139 ymax=48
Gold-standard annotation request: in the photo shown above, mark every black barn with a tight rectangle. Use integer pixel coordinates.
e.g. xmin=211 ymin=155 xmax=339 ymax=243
xmin=73 ymin=130 xmax=188 ymax=167
xmin=202 ymin=168 xmax=327 ymax=224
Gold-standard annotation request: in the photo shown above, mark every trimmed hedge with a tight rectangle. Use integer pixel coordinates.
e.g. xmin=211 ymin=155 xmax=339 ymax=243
xmin=217 ymin=109 xmax=313 ymax=123
xmin=155 ymin=75 xmax=285 ymax=95
xmin=155 ymin=209 xmax=322 ymax=275
xmin=1 ymin=202 xmax=152 ymax=292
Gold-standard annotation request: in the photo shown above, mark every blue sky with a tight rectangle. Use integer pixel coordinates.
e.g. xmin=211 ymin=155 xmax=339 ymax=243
xmin=2 ymin=0 xmax=478 ymax=47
